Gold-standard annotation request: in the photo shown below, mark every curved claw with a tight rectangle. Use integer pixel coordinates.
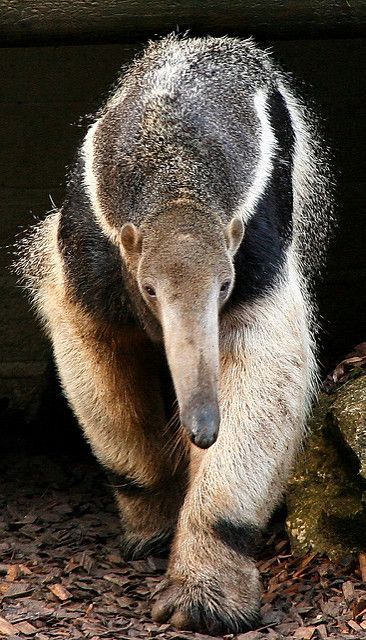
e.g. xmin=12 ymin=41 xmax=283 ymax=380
xmin=151 ymin=575 xmax=260 ymax=635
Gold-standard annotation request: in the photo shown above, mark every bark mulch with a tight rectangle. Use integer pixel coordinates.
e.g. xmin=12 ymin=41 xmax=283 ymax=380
xmin=0 ymin=454 xmax=365 ymax=640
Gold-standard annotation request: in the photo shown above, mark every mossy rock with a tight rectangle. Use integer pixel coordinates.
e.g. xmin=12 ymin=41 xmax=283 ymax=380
xmin=328 ymin=375 xmax=366 ymax=479
xmin=287 ymin=378 xmax=366 ymax=559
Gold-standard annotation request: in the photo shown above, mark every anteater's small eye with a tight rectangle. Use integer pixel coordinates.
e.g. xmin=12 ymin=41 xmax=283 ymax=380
xmin=144 ymin=285 xmax=156 ymax=298
xmin=220 ymin=280 xmax=231 ymax=295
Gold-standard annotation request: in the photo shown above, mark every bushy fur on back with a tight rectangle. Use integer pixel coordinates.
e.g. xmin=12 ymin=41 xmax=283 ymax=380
xmin=89 ymin=34 xmax=333 ymax=258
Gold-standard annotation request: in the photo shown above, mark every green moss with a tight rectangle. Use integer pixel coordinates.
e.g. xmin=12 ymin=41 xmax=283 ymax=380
xmin=328 ymin=375 xmax=366 ymax=479
xmin=287 ymin=382 xmax=366 ymax=559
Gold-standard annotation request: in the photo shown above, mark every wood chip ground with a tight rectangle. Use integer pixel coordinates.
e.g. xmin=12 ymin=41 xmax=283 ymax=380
xmin=1 ymin=454 xmax=365 ymax=640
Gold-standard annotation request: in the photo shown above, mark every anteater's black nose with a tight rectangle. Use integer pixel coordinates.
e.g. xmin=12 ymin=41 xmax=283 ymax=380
xmin=182 ymin=403 xmax=220 ymax=449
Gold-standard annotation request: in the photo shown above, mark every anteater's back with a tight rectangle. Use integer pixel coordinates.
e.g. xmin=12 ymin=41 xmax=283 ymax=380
xmin=16 ymin=35 xmax=332 ymax=319
xmin=86 ymin=35 xmax=332 ymax=277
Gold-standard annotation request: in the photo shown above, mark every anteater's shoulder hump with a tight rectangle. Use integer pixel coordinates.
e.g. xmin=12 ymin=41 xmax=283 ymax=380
xmin=111 ymin=35 xmax=276 ymax=104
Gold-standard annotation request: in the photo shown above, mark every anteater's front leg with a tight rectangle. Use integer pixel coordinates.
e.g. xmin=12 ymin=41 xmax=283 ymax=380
xmin=50 ymin=309 xmax=187 ymax=558
xmin=153 ymin=295 xmax=313 ymax=633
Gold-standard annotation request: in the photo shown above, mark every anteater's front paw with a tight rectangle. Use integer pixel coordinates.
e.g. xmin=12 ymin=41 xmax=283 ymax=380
xmin=151 ymin=563 xmax=261 ymax=635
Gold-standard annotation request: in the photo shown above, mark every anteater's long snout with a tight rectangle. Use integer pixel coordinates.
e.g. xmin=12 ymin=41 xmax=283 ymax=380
xmin=161 ymin=301 xmax=220 ymax=449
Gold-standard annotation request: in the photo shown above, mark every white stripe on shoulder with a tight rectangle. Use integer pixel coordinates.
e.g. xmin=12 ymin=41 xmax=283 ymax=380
xmin=235 ymin=88 xmax=277 ymax=222
xmin=82 ymin=119 xmax=119 ymax=243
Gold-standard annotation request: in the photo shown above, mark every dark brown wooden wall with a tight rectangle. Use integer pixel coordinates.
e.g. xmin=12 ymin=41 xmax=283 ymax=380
xmin=2 ymin=0 xmax=366 ymax=44
xmin=0 ymin=38 xmax=365 ymax=412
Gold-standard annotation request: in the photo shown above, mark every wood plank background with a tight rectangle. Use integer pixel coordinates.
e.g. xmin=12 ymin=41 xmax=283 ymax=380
xmin=2 ymin=1 xmax=366 ymax=45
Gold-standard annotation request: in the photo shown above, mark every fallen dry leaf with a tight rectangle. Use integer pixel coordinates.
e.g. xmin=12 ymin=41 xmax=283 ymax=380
xmin=359 ymin=552 xmax=366 ymax=582
xmin=316 ymin=624 xmax=328 ymax=639
xmin=353 ymin=597 xmax=366 ymax=620
xmin=2 ymin=582 xmax=33 ymax=599
xmin=347 ymin=619 xmax=363 ymax=632
xmin=293 ymin=626 xmax=316 ymax=639
xmin=324 ymin=343 xmax=366 ymax=391
xmin=16 ymin=621 xmax=38 ymax=635
xmin=48 ymin=583 xmax=72 ymax=601
xmin=236 ymin=632 xmax=265 ymax=640
xmin=293 ymin=553 xmax=317 ymax=579
xmin=0 ymin=616 xmax=17 ymax=636
xmin=342 ymin=579 xmax=356 ymax=604
xmin=6 ymin=564 xmax=20 ymax=582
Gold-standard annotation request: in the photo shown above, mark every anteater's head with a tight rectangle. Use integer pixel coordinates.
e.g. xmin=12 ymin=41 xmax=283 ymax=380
xmin=120 ymin=200 xmax=244 ymax=449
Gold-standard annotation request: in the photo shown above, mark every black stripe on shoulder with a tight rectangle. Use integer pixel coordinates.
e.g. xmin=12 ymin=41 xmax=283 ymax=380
xmin=212 ymin=518 xmax=263 ymax=555
xmin=106 ymin=470 xmax=148 ymax=496
xmin=266 ymin=87 xmax=295 ymax=240
xmin=57 ymin=155 xmax=135 ymax=325
xmin=228 ymin=87 xmax=295 ymax=308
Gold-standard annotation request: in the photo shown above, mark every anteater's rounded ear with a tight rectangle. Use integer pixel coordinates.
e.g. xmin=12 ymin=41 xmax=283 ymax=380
xmin=225 ymin=217 xmax=244 ymax=256
xmin=121 ymin=223 xmax=142 ymax=256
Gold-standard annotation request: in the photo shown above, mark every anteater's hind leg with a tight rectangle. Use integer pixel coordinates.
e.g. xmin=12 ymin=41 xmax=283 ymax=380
xmin=49 ymin=304 xmax=188 ymax=558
